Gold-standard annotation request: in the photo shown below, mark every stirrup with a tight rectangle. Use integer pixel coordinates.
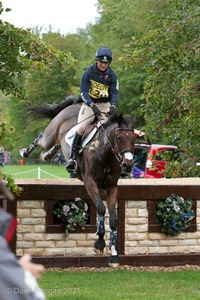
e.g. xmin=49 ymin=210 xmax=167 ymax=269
xmin=66 ymin=159 xmax=77 ymax=173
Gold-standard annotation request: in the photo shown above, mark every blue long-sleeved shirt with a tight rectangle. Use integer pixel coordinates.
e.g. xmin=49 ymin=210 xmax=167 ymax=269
xmin=79 ymin=63 xmax=119 ymax=107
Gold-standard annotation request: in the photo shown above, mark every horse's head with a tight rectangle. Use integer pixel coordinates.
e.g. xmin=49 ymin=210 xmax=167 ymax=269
xmin=106 ymin=114 xmax=135 ymax=175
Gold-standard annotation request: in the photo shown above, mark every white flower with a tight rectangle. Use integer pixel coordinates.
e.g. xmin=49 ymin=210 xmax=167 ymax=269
xmin=75 ymin=197 xmax=81 ymax=202
xmin=71 ymin=203 xmax=79 ymax=212
xmin=172 ymin=200 xmax=180 ymax=213
xmin=63 ymin=205 xmax=70 ymax=216
xmin=84 ymin=203 xmax=88 ymax=211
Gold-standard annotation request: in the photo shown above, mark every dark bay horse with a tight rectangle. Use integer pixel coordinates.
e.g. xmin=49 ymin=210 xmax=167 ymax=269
xmin=20 ymin=99 xmax=136 ymax=266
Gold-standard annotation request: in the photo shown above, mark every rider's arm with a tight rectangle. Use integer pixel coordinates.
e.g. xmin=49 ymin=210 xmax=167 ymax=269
xmin=109 ymin=72 xmax=119 ymax=107
xmin=80 ymin=70 xmax=93 ymax=107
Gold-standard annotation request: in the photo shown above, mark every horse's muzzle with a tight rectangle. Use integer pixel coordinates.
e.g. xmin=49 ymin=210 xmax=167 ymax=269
xmin=121 ymin=151 xmax=134 ymax=175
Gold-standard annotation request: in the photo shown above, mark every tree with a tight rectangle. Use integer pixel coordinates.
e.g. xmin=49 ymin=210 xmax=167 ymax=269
xmin=124 ymin=0 xmax=200 ymax=157
xmin=87 ymin=0 xmax=171 ymax=121
xmin=0 ymin=2 xmax=75 ymax=98
xmin=0 ymin=3 xmax=76 ymax=158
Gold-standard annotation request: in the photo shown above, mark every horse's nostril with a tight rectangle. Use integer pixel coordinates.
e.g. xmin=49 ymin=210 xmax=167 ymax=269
xmin=122 ymin=165 xmax=132 ymax=174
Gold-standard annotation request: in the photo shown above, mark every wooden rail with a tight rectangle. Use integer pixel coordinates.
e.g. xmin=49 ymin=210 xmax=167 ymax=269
xmin=5 ymin=178 xmax=200 ymax=267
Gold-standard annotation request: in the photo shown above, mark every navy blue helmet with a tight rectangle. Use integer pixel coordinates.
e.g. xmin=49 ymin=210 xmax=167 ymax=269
xmin=95 ymin=47 xmax=113 ymax=63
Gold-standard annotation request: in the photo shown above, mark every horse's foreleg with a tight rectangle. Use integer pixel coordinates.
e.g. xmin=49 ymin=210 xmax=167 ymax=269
xmin=84 ymin=180 xmax=106 ymax=254
xmin=93 ymin=197 xmax=106 ymax=254
xmin=19 ymin=132 xmax=43 ymax=158
xmin=40 ymin=144 xmax=61 ymax=161
xmin=107 ymin=187 xmax=119 ymax=267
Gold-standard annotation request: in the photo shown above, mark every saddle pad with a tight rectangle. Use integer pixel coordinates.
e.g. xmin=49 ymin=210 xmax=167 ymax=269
xmin=65 ymin=125 xmax=98 ymax=148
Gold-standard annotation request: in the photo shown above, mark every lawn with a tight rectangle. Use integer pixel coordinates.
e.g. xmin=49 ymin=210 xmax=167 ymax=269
xmin=39 ymin=268 xmax=200 ymax=300
xmin=1 ymin=164 xmax=70 ymax=179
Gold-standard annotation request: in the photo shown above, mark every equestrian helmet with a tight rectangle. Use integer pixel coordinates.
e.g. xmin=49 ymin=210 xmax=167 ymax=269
xmin=95 ymin=47 xmax=113 ymax=63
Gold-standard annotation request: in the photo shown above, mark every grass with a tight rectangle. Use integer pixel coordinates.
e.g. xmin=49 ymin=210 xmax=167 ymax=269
xmin=39 ymin=269 xmax=200 ymax=300
xmin=1 ymin=164 xmax=70 ymax=179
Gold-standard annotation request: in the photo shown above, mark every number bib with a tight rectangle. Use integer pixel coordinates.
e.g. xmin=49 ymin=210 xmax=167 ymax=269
xmin=89 ymin=80 xmax=109 ymax=99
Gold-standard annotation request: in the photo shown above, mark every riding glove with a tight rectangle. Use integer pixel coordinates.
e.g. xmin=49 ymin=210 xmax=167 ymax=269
xmin=90 ymin=104 xmax=101 ymax=116
xmin=109 ymin=104 xmax=116 ymax=115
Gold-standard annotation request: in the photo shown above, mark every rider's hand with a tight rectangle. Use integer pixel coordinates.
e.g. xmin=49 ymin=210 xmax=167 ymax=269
xmin=109 ymin=104 xmax=116 ymax=115
xmin=90 ymin=104 xmax=101 ymax=116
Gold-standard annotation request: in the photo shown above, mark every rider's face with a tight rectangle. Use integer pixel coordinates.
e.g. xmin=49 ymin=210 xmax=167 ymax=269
xmin=96 ymin=60 xmax=110 ymax=72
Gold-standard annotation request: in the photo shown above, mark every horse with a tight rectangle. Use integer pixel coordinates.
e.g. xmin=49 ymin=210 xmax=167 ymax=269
xmin=20 ymin=98 xmax=136 ymax=266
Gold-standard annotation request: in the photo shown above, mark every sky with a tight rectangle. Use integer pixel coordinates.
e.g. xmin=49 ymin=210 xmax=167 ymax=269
xmin=1 ymin=0 xmax=99 ymax=34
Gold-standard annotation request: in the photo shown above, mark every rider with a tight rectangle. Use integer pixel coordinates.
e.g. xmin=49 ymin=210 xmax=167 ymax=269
xmin=66 ymin=46 xmax=119 ymax=173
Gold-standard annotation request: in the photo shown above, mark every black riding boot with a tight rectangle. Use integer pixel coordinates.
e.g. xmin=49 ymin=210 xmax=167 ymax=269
xmin=66 ymin=132 xmax=82 ymax=173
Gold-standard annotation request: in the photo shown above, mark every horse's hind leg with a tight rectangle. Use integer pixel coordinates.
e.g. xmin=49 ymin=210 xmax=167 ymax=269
xmin=19 ymin=132 xmax=43 ymax=158
xmin=40 ymin=144 xmax=61 ymax=161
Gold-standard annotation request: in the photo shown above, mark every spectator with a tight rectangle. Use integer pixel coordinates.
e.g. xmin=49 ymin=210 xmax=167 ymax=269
xmin=0 ymin=180 xmax=46 ymax=300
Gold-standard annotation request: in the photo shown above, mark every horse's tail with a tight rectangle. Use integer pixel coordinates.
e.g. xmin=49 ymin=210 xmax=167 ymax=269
xmin=25 ymin=97 xmax=76 ymax=120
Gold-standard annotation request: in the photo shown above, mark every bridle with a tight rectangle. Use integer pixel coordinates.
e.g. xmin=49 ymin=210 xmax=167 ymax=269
xmin=107 ymin=126 xmax=135 ymax=165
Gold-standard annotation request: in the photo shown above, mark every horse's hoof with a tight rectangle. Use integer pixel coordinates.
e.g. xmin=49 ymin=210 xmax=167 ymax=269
xmin=93 ymin=248 xmax=104 ymax=255
xmin=93 ymin=239 xmax=105 ymax=255
xmin=19 ymin=148 xmax=26 ymax=158
xmin=108 ymin=255 xmax=120 ymax=268
xmin=40 ymin=152 xmax=47 ymax=161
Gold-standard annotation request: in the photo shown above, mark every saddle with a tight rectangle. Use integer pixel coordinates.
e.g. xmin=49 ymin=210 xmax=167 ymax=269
xmin=65 ymin=121 xmax=102 ymax=151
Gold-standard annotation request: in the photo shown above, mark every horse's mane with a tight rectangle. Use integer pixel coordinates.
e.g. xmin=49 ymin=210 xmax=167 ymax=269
xmin=103 ymin=113 xmax=132 ymax=129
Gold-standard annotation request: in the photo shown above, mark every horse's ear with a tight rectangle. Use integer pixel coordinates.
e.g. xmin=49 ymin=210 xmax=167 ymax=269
xmin=132 ymin=115 xmax=137 ymax=129
xmin=132 ymin=115 xmax=137 ymax=124
xmin=118 ymin=114 xmax=123 ymax=124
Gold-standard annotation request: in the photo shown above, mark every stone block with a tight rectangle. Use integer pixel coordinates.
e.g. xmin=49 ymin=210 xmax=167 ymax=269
xmin=20 ymin=201 xmax=41 ymax=208
xmin=56 ymin=240 xmax=77 ymax=248
xmin=21 ymin=218 xmax=43 ymax=225
xmin=179 ymin=239 xmax=197 ymax=246
xmin=126 ymin=209 xmax=137 ymax=217
xmin=139 ymin=240 xmax=158 ymax=247
xmin=33 ymin=225 xmax=45 ymax=233
xmin=25 ymin=248 xmax=45 ymax=256
xmin=17 ymin=209 xmax=31 ymax=218
xmin=65 ymin=247 xmax=86 ymax=256
xmin=137 ymin=208 xmax=148 ymax=217
xmin=35 ymin=241 xmax=55 ymax=248
xmin=148 ymin=247 xmax=169 ymax=254
xmin=17 ymin=225 xmax=33 ymax=233
xmin=45 ymin=234 xmax=64 ymax=240
xmin=24 ymin=233 xmax=44 ymax=241
xmin=44 ymin=248 xmax=65 ymax=256
xmin=125 ymin=225 xmax=138 ymax=233
xmin=127 ymin=201 xmax=147 ymax=209
xmin=169 ymin=246 xmax=189 ymax=253
xmin=126 ymin=233 xmax=147 ymax=241
xmin=17 ymin=241 xmax=34 ymax=248
xmin=31 ymin=209 xmax=46 ymax=217
xmin=67 ymin=234 xmax=86 ymax=241
xmin=159 ymin=240 xmax=178 ymax=246
xmin=125 ymin=247 xmax=148 ymax=255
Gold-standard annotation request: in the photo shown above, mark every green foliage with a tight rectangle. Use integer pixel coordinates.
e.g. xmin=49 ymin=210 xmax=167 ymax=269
xmin=162 ymin=160 xmax=200 ymax=178
xmin=53 ymin=198 xmax=89 ymax=236
xmin=1 ymin=0 xmax=199 ymax=165
xmin=0 ymin=2 xmax=75 ymax=99
xmin=156 ymin=194 xmax=194 ymax=236
xmin=1 ymin=173 xmax=23 ymax=195
xmin=124 ymin=0 xmax=200 ymax=156
xmin=0 ymin=122 xmax=14 ymax=143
